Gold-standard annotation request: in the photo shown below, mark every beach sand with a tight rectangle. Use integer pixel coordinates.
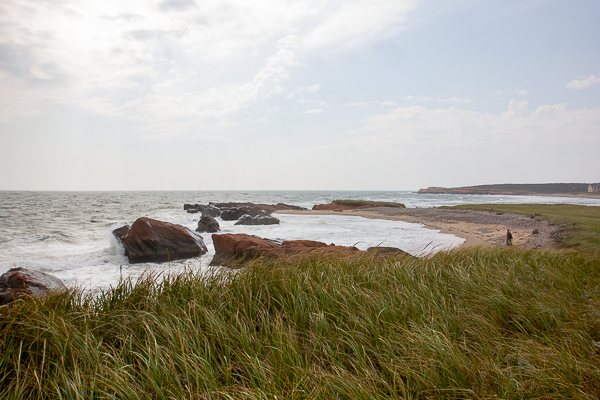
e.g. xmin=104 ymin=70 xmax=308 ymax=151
xmin=275 ymin=207 xmax=561 ymax=249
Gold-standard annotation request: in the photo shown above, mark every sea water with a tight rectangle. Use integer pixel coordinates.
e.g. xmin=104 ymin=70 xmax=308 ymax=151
xmin=1 ymin=191 xmax=598 ymax=290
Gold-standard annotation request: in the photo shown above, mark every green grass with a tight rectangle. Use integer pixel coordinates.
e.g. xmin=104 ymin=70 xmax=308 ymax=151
xmin=334 ymin=199 xmax=406 ymax=208
xmin=2 ymin=248 xmax=600 ymax=399
xmin=446 ymin=204 xmax=600 ymax=253
xmin=427 ymin=183 xmax=596 ymax=194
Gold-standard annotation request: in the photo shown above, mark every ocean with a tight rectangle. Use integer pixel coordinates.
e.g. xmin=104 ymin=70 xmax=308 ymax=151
xmin=1 ymin=190 xmax=599 ymax=290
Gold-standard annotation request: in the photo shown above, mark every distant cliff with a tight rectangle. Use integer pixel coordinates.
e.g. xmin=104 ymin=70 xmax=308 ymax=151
xmin=418 ymin=183 xmax=600 ymax=195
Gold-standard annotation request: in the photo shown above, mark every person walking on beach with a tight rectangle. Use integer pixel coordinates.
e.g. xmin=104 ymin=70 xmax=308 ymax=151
xmin=506 ymin=229 xmax=513 ymax=246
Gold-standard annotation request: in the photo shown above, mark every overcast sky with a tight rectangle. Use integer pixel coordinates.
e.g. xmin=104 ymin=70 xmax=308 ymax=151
xmin=0 ymin=0 xmax=599 ymax=190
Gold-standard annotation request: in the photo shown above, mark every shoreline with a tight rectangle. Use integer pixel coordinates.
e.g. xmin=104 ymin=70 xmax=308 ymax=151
xmin=275 ymin=208 xmax=561 ymax=249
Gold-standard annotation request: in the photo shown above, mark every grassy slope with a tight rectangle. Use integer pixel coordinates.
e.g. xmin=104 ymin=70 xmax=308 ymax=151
xmin=429 ymin=183 xmax=595 ymax=194
xmin=2 ymin=250 xmax=600 ymax=399
xmin=447 ymin=204 xmax=600 ymax=253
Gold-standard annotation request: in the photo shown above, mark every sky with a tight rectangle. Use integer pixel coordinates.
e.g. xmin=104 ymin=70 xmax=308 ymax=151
xmin=0 ymin=0 xmax=599 ymax=191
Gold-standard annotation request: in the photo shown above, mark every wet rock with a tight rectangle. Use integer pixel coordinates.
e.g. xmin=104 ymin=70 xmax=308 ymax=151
xmin=203 ymin=206 xmax=221 ymax=218
xmin=196 ymin=214 xmax=220 ymax=233
xmin=112 ymin=225 xmax=130 ymax=240
xmin=234 ymin=214 xmax=280 ymax=226
xmin=121 ymin=217 xmax=208 ymax=263
xmin=0 ymin=267 xmax=67 ymax=305
xmin=254 ymin=214 xmax=280 ymax=225
xmin=220 ymin=207 xmax=262 ymax=221
xmin=234 ymin=214 xmax=255 ymax=226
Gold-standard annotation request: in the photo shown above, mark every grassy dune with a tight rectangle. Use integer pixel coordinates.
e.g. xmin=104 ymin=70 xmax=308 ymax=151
xmin=2 ymin=249 xmax=600 ymax=399
xmin=447 ymin=204 xmax=600 ymax=253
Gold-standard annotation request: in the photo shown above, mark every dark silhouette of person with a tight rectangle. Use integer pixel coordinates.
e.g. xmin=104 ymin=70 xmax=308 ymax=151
xmin=506 ymin=229 xmax=513 ymax=246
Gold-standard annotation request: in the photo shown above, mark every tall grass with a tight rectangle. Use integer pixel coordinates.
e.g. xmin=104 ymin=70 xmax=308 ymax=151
xmin=1 ymin=248 xmax=600 ymax=399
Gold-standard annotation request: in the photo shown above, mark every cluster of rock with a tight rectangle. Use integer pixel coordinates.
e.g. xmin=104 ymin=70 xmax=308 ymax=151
xmin=185 ymin=202 xmax=306 ymax=215
xmin=185 ymin=202 xmax=306 ymax=232
xmin=210 ymin=233 xmax=411 ymax=268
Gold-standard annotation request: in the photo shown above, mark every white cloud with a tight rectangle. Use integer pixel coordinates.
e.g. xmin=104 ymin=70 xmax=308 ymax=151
xmin=347 ymin=102 xmax=368 ymax=106
xmin=495 ymin=89 xmax=529 ymax=97
xmin=501 ymin=99 xmax=528 ymax=118
xmin=0 ymin=0 xmax=422 ymax=135
xmin=566 ymin=74 xmax=600 ymax=90
xmin=378 ymin=101 xmax=397 ymax=106
xmin=407 ymin=96 xmax=470 ymax=103
xmin=302 ymin=0 xmax=419 ymax=50
xmin=301 ymin=107 xmax=324 ymax=114
xmin=312 ymin=101 xmax=600 ymax=186
xmin=446 ymin=97 xmax=471 ymax=103
xmin=406 ymin=96 xmax=432 ymax=102
xmin=298 ymin=84 xmax=320 ymax=93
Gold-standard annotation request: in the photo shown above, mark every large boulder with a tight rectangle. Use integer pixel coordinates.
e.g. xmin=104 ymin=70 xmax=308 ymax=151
xmin=121 ymin=217 xmax=208 ymax=263
xmin=0 ymin=268 xmax=67 ymax=305
xmin=196 ymin=214 xmax=220 ymax=233
xmin=234 ymin=214 xmax=280 ymax=226
xmin=210 ymin=234 xmax=359 ymax=267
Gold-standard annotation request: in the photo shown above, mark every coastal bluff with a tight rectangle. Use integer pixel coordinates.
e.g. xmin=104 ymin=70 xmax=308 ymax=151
xmin=418 ymin=183 xmax=600 ymax=196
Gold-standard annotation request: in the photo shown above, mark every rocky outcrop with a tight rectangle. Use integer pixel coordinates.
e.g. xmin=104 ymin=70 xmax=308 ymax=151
xmin=209 ymin=202 xmax=306 ymax=213
xmin=0 ymin=267 xmax=67 ymax=305
xmin=220 ymin=207 xmax=261 ymax=221
xmin=184 ymin=204 xmax=206 ymax=214
xmin=121 ymin=217 xmax=208 ymax=263
xmin=312 ymin=200 xmax=405 ymax=211
xmin=196 ymin=214 xmax=220 ymax=233
xmin=184 ymin=202 xmax=305 ymax=215
xmin=234 ymin=214 xmax=280 ymax=226
xmin=210 ymin=234 xmax=360 ymax=267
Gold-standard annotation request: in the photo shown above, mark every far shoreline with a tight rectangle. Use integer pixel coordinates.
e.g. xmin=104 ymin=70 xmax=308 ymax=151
xmin=274 ymin=207 xmax=561 ymax=250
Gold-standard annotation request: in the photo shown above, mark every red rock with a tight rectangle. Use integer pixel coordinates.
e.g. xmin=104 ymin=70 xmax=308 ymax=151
xmin=121 ymin=217 xmax=208 ymax=263
xmin=312 ymin=201 xmax=403 ymax=211
xmin=210 ymin=233 xmax=359 ymax=267
xmin=0 ymin=267 xmax=67 ymax=305
xmin=313 ymin=203 xmax=366 ymax=211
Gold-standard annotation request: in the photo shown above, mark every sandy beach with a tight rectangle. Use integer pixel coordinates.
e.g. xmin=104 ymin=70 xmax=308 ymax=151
xmin=275 ymin=207 xmax=562 ymax=249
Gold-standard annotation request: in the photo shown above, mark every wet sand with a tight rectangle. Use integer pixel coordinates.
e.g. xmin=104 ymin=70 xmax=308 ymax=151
xmin=275 ymin=207 xmax=561 ymax=249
